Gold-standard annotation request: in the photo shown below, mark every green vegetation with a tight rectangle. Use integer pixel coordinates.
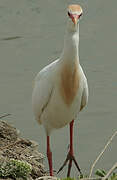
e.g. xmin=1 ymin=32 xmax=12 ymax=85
xmin=0 ymin=159 xmax=32 ymax=179
xmin=95 ymin=169 xmax=117 ymax=180
xmin=60 ymin=168 xmax=117 ymax=180
xmin=60 ymin=178 xmax=76 ymax=180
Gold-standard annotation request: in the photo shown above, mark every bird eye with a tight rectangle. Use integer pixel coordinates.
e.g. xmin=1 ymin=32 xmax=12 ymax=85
xmin=68 ymin=11 xmax=71 ymax=17
xmin=79 ymin=13 xmax=82 ymax=18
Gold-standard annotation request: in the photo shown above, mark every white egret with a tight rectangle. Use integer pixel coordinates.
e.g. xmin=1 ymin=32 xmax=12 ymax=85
xmin=32 ymin=4 xmax=88 ymax=177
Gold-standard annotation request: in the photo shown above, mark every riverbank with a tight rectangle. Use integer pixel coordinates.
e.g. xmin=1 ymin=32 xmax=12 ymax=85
xmin=0 ymin=120 xmax=46 ymax=179
xmin=0 ymin=120 xmax=116 ymax=180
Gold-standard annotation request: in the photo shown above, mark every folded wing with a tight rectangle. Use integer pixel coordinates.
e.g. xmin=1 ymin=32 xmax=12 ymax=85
xmin=32 ymin=70 xmax=53 ymax=124
xmin=80 ymin=78 xmax=88 ymax=111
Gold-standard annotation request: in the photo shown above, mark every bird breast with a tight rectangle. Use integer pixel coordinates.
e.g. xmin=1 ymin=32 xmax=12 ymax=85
xmin=60 ymin=61 xmax=80 ymax=106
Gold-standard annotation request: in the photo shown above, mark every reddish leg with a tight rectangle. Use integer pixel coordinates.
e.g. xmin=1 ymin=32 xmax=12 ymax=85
xmin=47 ymin=136 xmax=53 ymax=176
xmin=58 ymin=120 xmax=82 ymax=177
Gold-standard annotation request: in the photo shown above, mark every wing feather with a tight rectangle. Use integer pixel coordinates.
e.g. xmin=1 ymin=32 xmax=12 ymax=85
xmin=80 ymin=78 xmax=88 ymax=111
xmin=32 ymin=68 xmax=54 ymax=124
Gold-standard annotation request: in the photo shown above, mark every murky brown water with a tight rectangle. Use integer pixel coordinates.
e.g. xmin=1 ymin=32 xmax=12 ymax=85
xmin=0 ymin=0 xmax=116 ymax=177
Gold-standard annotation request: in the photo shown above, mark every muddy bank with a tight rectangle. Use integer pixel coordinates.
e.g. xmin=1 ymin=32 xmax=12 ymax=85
xmin=0 ymin=120 xmax=47 ymax=179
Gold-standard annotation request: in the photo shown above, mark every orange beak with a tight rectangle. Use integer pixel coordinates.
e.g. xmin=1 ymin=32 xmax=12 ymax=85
xmin=71 ymin=14 xmax=79 ymax=25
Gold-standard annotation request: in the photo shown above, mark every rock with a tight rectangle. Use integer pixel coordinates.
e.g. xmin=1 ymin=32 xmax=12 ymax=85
xmin=0 ymin=120 xmax=47 ymax=179
xmin=0 ymin=120 xmax=18 ymax=147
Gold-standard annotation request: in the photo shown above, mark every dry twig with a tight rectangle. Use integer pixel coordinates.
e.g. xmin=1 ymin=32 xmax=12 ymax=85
xmin=89 ymin=131 xmax=117 ymax=178
xmin=0 ymin=113 xmax=11 ymax=119
xmin=102 ymin=162 xmax=117 ymax=180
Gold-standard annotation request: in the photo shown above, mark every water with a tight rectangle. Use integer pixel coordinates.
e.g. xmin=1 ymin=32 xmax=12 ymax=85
xmin=0 ymin=0 xmax=116 ymax=177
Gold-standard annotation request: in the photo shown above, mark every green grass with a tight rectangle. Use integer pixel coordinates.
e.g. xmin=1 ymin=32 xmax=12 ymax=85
xmin=0 ymin=159 xmax=116 ymax=180
xmin=0 ymin=159 xmax=32 ymax=179
xmin=60 ymin=169 xmax=117 ymax=180
xmin=95 ymin=169 xmax=117 ymax=180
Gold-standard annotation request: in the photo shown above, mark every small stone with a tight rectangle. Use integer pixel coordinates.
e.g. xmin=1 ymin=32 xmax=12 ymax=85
xmin=36 ymin=176 xmax=59 ymax=180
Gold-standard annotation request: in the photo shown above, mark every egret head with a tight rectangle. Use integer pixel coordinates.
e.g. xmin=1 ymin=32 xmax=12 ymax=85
xmin=67 ymin=4 xmax=83 ymax=32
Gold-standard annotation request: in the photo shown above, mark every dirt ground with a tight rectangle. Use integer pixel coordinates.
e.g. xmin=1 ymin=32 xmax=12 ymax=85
xmin=0 ymin=120 xmax=47 ymax=179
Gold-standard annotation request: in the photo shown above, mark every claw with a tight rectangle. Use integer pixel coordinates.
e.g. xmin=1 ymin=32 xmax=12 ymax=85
xmin=72 ymin=156 xmax=82 ymax=175
xmin=67 ymin=159 xmax=72 ymax=177
xmin=58 ymin=120 xmax=82 ymax=177
xmin=57 ymin=153 xmax=82 ymax=177
xmin=57 ymin=155 xmax=69 ymax=174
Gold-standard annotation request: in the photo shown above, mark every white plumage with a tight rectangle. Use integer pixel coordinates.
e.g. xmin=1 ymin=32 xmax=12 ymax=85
xmin=32 ymin=4 xmax=88 ymax=177
xmin=32 ymin=60 xmax=88 ymax=135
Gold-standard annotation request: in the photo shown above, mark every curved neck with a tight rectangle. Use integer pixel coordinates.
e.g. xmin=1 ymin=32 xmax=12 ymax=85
xmin=61 ymin=24 xmax=79 ymax=65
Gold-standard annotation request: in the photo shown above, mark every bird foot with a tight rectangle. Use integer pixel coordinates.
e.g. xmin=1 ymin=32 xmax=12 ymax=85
xmin=57 ymin=152 xmax=82 ymax=177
